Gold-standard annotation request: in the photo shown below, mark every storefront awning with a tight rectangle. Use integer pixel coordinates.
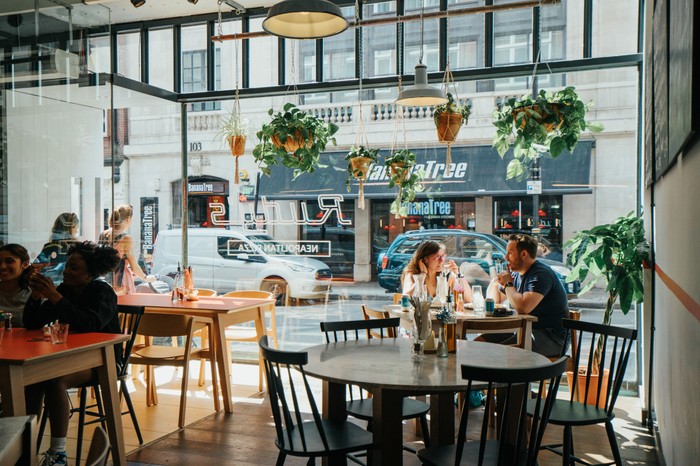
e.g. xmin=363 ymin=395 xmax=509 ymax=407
xmin=258 ymin=141 xmax=593 ymax=200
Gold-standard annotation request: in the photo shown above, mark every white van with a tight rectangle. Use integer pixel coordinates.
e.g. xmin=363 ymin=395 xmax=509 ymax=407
xmin=151 ymin=228 xmax=332 ymax=300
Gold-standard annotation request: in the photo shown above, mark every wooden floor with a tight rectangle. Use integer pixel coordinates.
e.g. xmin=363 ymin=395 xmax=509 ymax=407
xmin=48 ymin=362 xmax=657 ymax=465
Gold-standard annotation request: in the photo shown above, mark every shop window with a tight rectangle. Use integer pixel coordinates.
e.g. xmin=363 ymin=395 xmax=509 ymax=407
xmin=182 ymin=50 xmax=221 ymax=111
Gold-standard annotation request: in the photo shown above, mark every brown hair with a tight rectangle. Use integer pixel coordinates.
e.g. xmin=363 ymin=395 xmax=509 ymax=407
xmin=508 ymin=233 xmax=538 ymax=259
xmin=402 ymin=241 xmax=443 ymax=278
xmin=0 ymin=243 xmax=31 ymax=288
xmin=109 ymin=204 xmax=133 ymax=229
xmin=50 ymin=212 xmax=79 ymax=241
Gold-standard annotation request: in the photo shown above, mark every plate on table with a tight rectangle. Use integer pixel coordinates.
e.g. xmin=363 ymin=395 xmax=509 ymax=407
xmin=464 ymin=302 xmax=509 ymax=311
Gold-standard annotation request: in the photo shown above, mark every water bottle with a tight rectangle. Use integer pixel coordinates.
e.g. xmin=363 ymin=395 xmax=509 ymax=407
xmin=472 ymin=285 xmax=485 ymax=316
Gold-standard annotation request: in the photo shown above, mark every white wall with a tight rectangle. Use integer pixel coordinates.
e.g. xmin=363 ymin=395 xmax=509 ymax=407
xmin=650 ymin=142 xmax=700 ymax=465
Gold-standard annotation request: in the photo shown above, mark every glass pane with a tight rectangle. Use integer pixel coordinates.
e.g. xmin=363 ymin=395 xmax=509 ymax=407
xmin=249 ymin=17 xmax=279 ymax=87
xmin=117 ymin=31 xmax=141 ymax=81
xmin=149 ymin=28 xmax=174 ymax=91
xmin=214 ymin=20 xmax=242 ymax=91
xmin=363 ymin=1 xmax=397 ymax=78
xmin=181 ymin=23 xmax=208 ymax=93
xmin=592 ymin=0 xmax=638 ymax=56
xmin=323 ymin=6 xmax=356 ymax=81
xmin=285 ymin=39 xmax=316 ymax=84
xmin=404 ymin=0 xmax=440 ymax=72
xmin=88 ymin=35 xmax=111 ymax=74
xmin=448 ymin=0 xmax=485 ymax=69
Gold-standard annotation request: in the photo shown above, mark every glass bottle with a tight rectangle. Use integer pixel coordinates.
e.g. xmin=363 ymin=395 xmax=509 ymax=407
xmin=171 ymin=263 xmax=182 ymax=302
xmin=472 ymin=285 xmax=485 ymax=316
xmin=437 ymin=323 xmax=448 ymax=358
xmin=413 ymin=273 xmax=427 ymax=301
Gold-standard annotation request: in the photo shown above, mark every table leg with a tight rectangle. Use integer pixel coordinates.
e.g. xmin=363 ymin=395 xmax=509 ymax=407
xmin=213 ymin=316 xmax=234 ymax=413
xmin=255 ymin=306 xmax=266 ymax=392
xmin=0 ymin=366 xmax=26 ymax=416
xmin=96 ymin=346 xmax=126 ymax=466
xmin=371 ymin=388 xmax=404 ymax=465
xmin=523 ymin=320 xmax=533 ymax=351
xmin=322 ymin=380 xmax=347 ymax=466
xmin=430 ymin=392 xmax=456 ymax=446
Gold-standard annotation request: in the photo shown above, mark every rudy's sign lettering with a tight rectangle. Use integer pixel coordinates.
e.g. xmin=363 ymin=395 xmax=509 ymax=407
xmin=209 ymin=194 xmax=352 ymax=228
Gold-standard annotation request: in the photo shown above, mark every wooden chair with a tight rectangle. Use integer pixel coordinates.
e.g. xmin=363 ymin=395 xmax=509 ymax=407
xmin=130 ymin=313 xmax=219 ymax=428
xmin=320 ymin=318 xmax=431 ymax=452
xmin=85 ymin=426 xmax=110 ymax=466
xmin=418 ymin=357 xmax=568 ymax=466
xmin=532 ymin=319 xmax=638 ymax=466
xmin=361 ymin=304 xmax=397 ymax=338
xmin=37 ymin=305 xmax=145 ymax=465
xmin=192 ymin=288 xmax=217 ymax=297
xmin=259 ymin=336 xmax=373 ymax=465
xmin=197 ymin=290 xmax=276 ymax=391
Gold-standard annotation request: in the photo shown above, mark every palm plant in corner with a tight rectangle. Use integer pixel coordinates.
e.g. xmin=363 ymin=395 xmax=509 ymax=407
xmin=385 ymin=149 xmax=424 ymax=218
xmin=492 ymin=86 xmax=604 ymax=181
xmin=564 ymin=212 xmax=649 ymax=404
xmin=253 ymin=103 xmax=339 ymax=179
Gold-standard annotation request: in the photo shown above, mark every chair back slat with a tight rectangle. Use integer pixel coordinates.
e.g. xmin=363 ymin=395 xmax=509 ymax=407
xmin=116 ymin=304 xmax=145 ymax=377
xmin=561 ymin=318 xmax=637 ymax=413
xmin=320 ymin=318 xmax=400 ymax=342
xmin=447 ymin=357 xmax=568 ymax=466
xmin=259 ymin=336 xmax=330 ymax=454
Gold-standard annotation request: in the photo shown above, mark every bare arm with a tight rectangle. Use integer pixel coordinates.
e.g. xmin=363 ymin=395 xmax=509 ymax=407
xmin=120 ymin=234 xmax=147 ymax=280
xmin=503 ymin=287 xmax=544 ymax=314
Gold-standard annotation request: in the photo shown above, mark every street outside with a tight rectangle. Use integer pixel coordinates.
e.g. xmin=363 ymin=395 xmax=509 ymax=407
xmin=229 ymin=280 xmax=641 ymax=392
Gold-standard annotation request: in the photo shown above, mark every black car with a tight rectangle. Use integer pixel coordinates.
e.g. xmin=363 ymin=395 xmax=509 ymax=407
xmin=377 ymin=229 xmax=579 ymax=294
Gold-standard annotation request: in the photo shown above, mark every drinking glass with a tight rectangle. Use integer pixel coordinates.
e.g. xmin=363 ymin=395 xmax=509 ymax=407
xmin=50 ymin=323 xmax=69 ymax=344
xmin=472 ymin=285 xmax=485 ymax=316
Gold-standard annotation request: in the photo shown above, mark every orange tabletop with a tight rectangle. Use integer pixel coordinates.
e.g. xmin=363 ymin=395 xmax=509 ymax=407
xmin=118 ymin=293 xmax=274 ymax=412
xmin=0 ymin=329 xmax=129 ymax=466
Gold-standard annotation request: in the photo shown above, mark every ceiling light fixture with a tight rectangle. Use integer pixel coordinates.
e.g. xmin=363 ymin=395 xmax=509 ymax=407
xmin=131 ymin=0 xmax=146 ymax=8
xmin=263 ymin=0 xmax=348 ymax=39
xmin=395 ymin=0 xmax=447 ymax=107
xmin=187 ymin=0 xmax=199 ymax=4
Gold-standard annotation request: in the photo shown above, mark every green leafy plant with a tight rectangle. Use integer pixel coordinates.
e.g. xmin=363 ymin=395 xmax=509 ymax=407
xmin=433 ymin=92 xmax=470 ymax=127
xmin=384 ymin=149 xmax=424 ymax=217
xmin=492 ymin=86 xmax=604 ymax=181
xmin=253 ymin=103 xmax=339 ymax=179
xmin=565 ymin=212 xmax=649 ymax=368
xmin=344 ymin=145 xmax=380 ymax=191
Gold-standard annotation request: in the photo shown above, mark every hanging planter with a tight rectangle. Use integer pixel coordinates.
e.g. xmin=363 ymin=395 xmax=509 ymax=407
xmin=384 ymin=149 xmax=424 ymax=219
xmin=433 ymin=92 xmax=470 ymax=167
xmin=218 ymin=110 xmax=249 ymax=184
xmin=492 ymin=86 xmax=604 ymax=181
xmin=253 ymin=103 xmax=339 ymax=179
xmin=345 ymin=145 xmax=379 ymax=210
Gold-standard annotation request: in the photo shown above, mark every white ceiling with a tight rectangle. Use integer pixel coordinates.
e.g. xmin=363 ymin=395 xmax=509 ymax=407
xmin=1 ymin=1 xmax=277 ymax=26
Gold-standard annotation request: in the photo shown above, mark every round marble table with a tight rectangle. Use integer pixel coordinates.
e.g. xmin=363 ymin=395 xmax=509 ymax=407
xmin=304 ymin=339 xmax=550 ymax=465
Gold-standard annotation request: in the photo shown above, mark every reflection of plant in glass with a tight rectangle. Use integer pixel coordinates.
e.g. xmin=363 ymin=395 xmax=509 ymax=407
xmin=565 ymin=212 xmax=649 ymax=369
xmin=492 ymin=86 xmax=604 ymax=181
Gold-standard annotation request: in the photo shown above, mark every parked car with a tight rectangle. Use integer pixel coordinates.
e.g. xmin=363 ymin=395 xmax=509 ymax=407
xmin=377 ymin=229 xmax=579 ymax=294
xmin=151 ymin=228 xmax=332 ymax=301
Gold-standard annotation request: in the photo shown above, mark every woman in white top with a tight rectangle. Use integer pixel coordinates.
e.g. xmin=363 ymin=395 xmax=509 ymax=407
xmin=401 ymin=241 xmax=472 ymax=303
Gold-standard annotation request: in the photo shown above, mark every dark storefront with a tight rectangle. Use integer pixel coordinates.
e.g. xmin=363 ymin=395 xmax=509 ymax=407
xmin=259 ymin=143 xmax=592 ymax=277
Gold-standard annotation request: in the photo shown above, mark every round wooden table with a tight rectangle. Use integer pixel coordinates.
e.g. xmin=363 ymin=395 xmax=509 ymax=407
xmin=304 ymin=339 xmax=550 ymax=465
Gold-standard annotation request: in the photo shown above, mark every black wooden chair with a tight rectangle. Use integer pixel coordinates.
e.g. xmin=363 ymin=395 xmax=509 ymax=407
xmin=417 ymin=357 xmax=568 ymax=466
xmin=37 ymin=305 xmax=145 ymax=464
xmin=259 ymin=336 xmax=373 ymax=465
xmin=531 ymin=319 xmax=638 ymax=466
xmin=320 ymin=318 xmax=431 ymax=451
xmin=85 ymin=425 xmax=110 ymax=466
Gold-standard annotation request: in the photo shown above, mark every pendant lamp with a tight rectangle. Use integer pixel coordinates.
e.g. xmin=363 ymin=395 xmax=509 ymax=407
xmin=263 ymin=0 xmax=349 ymax=39
xmin=395 ymin=63 xmax=447 ymax=106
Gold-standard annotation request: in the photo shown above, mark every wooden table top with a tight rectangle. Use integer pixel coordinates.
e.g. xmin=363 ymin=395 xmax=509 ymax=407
xmin=0 ymin=329 xmax=128 ymax=364
xmin=383 ymin=304 xmax=538 ymax=322
xmin=118 ymin=293 xmax=273 ymax=312
xmin=304 ymin=339 xmax=549 ymax=392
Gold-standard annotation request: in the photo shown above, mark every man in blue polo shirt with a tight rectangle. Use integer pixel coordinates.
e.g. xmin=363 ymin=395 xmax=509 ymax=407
xmin=490 ymin=233 xmax=569 ymax=357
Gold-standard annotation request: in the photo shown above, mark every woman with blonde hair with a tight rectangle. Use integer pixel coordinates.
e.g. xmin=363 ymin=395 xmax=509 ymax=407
xmin=99 ymin=204 xmax=153 ymax=294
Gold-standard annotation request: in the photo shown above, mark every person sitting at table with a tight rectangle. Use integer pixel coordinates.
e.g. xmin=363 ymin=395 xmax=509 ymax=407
xmin=401 ymin=241 xmax=472 ymax=303
xmin=482 ymin=234 xmax=569 ymax=357
xmin=23 ymin=241 xmax=121 ymax=466
xmin=0 ymin=244 xmax=33 ymax=327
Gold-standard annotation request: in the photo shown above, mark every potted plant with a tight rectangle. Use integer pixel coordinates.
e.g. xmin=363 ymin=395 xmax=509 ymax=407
xmin=384 ymin=149 xmax=424 ymax=218
xmin=217 ymin=110 xmax=249 ymax=184
xmin=492 ymin=86 xmax=604 ymax=181
xmin=345 ymin=145 xmax=379 ymax=210
xmin=564 ymin=212 xmax=649 ymax=406
xmin=433 ymin=92 xmax=470 ymax=144
xmin=253 ymin=102 xmax=339 ymax=179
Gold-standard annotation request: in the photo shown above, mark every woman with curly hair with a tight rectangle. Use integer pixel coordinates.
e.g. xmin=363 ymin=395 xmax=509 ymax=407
xmin=23 ymin=241 xmax=121 ymax=466
xmin=0 ymin=244 xmax=33 ymax=327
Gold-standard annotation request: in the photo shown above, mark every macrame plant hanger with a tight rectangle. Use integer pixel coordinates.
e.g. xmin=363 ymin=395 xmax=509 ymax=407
xmin=527 ymin=0 xmax=553 ymax=169
xmin=353 ymin=0 xmax=371 ymax=209
xmin=389 ymin=42 xmax=410 ymax=219
xmin=440 ymin=6 xmax=458 ymax=169
xmin=218 ymin=1 xmax=245 ymax=184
